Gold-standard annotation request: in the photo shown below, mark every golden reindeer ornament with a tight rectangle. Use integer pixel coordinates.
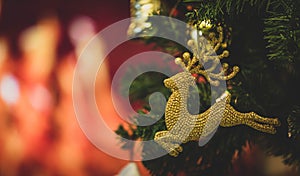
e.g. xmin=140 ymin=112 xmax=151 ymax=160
xmin=154 ymin=24 xmax=280 ymax=157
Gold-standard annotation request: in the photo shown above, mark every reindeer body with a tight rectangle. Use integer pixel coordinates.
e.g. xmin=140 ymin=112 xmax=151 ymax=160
xmin=154 ymin=72 xmax=280 ymax=157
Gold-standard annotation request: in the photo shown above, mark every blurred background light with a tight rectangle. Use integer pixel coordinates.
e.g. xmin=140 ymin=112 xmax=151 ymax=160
xmin=0 ymin=74 xmax=20 ymax=105
xmin=0 ymin=1 xmax=150 ymax=175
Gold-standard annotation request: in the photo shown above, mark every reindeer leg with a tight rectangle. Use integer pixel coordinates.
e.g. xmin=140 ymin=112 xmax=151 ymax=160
xmin=246 ymin=112 xmax=280 ymax=126
xmin=154 ymin=131 xmax=183 ymax=157
xmin=243 ymin=119 xmax=277 ymax=134
xmin=220 ymin=110 xmax=278 ymax=134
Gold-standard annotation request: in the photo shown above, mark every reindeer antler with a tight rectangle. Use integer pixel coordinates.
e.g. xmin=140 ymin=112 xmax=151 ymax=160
xmin=175 ymin=23 xmax=239 ymax=86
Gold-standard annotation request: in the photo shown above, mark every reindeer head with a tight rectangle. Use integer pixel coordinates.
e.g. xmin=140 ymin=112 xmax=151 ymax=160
xmin=164 ymin=72 xmax=195 ymax=91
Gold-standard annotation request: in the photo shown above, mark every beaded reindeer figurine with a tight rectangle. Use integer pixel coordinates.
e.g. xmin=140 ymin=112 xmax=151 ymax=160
xmin=154 ymin=24 xmax=280 ymax=157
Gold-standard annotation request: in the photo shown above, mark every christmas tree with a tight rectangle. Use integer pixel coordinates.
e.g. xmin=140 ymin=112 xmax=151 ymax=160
xmin=116 ymin=0 xmax=300 ymax=175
